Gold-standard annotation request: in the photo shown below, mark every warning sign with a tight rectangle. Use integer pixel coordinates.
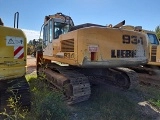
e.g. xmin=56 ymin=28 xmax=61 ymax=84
xmin=6 ymin=36 xmax=24 ymax=46
xmin=88 ymin=45 xmax=98 ymax=52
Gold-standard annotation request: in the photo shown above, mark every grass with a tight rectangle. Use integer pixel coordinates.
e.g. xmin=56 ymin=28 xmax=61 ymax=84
xmin=25 ymin=74 xmax=70 ymax=120
xmin=150 ymin=99 xmax=160 ymax=109
xmin=138 ymin=85 xmax=160 ymax=110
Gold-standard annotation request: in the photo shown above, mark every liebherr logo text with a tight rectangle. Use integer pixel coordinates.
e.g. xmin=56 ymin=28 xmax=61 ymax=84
xmin=111 ymin=35 xmax=144 ymax=58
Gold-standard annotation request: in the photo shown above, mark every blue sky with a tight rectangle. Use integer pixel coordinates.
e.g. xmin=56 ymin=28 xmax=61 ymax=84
xmin=0 ymin=0 xmax=160 ymax=40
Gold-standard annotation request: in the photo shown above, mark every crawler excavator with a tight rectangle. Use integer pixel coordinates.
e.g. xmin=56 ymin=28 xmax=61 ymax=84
xmin=0 ymin=12 xmax=30 ymax=112
xmin=36 ymin=12 xmax=149 ymax=104
xmin=121 ymin=25 xmax=160 ymax=87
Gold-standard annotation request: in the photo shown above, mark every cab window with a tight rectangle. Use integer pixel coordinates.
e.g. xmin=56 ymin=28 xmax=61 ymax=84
xmin=49 ymin=20 xmax=53 ymax=42
xmin=147 ymin=33 xmax=159 ymax=45
xmin=54 ymin=22 xmax=70 ymax=39
xmin=43 ymin=24 xmax=49 ymax=48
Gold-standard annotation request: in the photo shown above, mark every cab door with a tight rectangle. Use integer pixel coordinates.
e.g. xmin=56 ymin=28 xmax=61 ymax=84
xmin=43 ymin=19 xmax=53 ymax=56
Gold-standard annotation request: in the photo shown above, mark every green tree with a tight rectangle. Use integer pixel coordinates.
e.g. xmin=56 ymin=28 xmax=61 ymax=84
xmin=155 ymin=26 xmax=160 ymax=39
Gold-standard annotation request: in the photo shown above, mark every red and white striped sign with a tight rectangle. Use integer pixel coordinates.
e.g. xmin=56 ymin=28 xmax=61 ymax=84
xmin=14 ymin=46 xmax=24 ymax=59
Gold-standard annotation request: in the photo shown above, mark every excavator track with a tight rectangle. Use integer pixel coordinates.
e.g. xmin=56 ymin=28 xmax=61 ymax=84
xmin=38 ymin=61 xmax=139 ymax=105
xmin=76 ymin=67 xmax=139 ymax=90
xmin=0 ymin=76 xmax=30 ymax=112
xmin=112 ymin=67 xmax=139 ymax=90
xmin=39 ymin=64 xmax=91 ymax=105
xmin=56 ymin=67 xmax=91 ymax=104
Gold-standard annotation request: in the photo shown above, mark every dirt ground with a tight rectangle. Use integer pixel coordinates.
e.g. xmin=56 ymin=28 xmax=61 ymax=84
xmin=26 ymin=55 xmax=36 ymax=74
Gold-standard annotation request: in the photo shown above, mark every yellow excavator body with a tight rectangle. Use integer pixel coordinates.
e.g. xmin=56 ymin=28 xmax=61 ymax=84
xmin=43 ymin=23 xmax=148 ymax=68
xmin=0 ymin=26 xmax=27 ymax=80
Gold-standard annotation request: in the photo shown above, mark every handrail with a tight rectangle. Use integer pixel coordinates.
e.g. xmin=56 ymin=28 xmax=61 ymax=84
xmin=14 ymin=12 xmax=19 ymax=28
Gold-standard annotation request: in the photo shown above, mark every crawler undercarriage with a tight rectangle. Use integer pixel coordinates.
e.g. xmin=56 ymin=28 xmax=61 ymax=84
xmin=0 ymin=77 xmax=30 ymax=111
xmin=38 ymin=62 xmax=139 ymax=104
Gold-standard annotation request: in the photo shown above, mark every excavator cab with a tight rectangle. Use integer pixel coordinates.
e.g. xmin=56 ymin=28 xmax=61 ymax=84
xmin=43 ymin=13 xmax=73 ymax=46
xmin=42 ymin=13 xmax=74 ymax=56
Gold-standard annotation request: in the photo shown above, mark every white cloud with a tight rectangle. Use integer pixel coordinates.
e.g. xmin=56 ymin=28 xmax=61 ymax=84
xmin=22 ymin=29 xmax=42 ymax=43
